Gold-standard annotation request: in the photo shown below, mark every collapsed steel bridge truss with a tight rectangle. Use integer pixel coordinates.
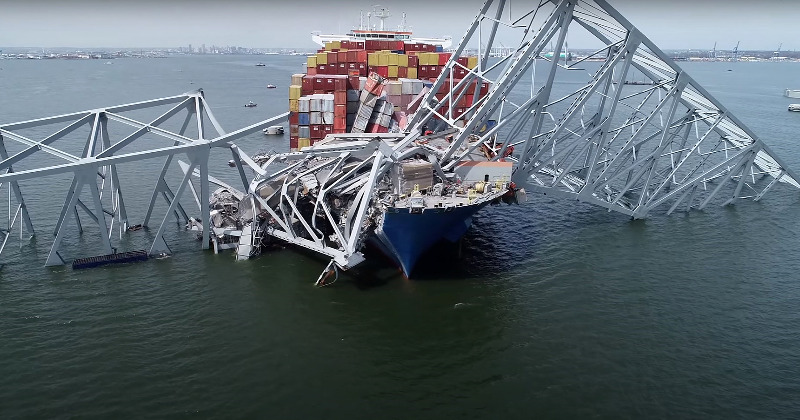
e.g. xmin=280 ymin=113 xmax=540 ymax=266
xmin=406 ymin=0 xmax=800 ymax=218
xmin=2 ymin=0 xmax=798 ymax=269
xmin=0 ymin=90 xmax=286 ymax=266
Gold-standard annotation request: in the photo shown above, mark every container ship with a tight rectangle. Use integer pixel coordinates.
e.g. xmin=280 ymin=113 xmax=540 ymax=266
xmin=210 ymin=9 xmax=519 ymax=279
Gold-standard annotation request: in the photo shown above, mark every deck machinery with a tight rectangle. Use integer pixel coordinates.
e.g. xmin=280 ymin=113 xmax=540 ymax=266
xmin=2 ymin=0 xmax=799 ymax=282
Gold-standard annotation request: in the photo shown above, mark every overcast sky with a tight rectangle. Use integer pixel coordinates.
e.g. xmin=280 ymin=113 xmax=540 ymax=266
xmin=1 ymin=0 xmax=796 ymax=51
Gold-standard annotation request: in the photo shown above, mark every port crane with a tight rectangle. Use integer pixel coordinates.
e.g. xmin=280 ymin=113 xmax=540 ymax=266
xmin=2 ymin=0 xmax=799 ymax=278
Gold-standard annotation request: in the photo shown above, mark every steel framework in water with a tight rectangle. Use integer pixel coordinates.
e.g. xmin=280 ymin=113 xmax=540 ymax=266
xmin=404 ymin=0 xmax=800 ymax=218
xmin=2 ymin=0 xmax=799 ymax=270
xmin=0 ymin=90 xmax=286 ymax=266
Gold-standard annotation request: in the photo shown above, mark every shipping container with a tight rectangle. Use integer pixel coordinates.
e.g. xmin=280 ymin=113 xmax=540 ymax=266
xmin=298 ymin=137 xmax=311 ymax=150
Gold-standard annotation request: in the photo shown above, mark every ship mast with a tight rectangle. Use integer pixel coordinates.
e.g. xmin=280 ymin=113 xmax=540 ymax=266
xmin=372 ymin=5 xmax=390 ymax=31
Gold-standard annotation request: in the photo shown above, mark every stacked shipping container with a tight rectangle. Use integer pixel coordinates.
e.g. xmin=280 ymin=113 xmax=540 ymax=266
xmin=288 ymin=41 xmax=489 ymax=151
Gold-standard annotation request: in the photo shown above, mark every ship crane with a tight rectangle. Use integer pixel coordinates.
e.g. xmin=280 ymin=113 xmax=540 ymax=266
xmin=2 ymin=0 xmax=800 ymax=284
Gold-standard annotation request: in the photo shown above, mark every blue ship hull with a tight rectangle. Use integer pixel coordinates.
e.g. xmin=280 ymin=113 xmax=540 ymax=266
xmin=373 ymin=203 xmax=491 ymax=277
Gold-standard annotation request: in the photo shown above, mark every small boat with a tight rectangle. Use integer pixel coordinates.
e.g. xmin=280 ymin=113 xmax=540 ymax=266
xmin=255 ymin=63 xmax=266 ymax=67
xmin=785 ymin=89 xmax=800 ymax=99
xmin=789 ymin=104 xmax=800 ymax=112
xmin=266 ymin=84 xmax=277 ymax=89
xmin=263 ymin=126 xmax=284 ymax=135
xmin=244 ymin=101 xmax=257 ymax=108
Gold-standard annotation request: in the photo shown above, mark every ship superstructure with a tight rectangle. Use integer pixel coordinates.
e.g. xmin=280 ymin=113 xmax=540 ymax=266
xmin=311 ymin=6 xmax=452 ymax=49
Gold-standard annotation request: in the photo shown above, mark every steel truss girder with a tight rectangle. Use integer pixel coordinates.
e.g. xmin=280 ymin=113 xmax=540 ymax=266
xmin=0 ymin=89 xmax=288 ymax=266
xmin=402 ymin=0 xmax=799 ymax=219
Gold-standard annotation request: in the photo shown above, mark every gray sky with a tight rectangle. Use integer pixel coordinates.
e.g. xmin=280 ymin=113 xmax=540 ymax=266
xmin=1 ymin=0 xmax=796 ymax=51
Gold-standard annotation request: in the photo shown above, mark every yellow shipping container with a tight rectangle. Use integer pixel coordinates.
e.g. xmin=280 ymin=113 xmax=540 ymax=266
xmin=307 ymin=56 xmax=317 ymax=68
xmin=316 ymin=52 xmax=328 ymax=65
xmin=425 ymin=52 xmax=437 ymax=66
xmin=467 ymin=56 xmax=478 ymax=69
xmin=398 ymin=54 xmax=409 ymax=67
xmin=289 ymin=99 xmax=299 ymax=112
xmin=388 ymin=65 xmax=398 ymax=78
xmin=407 ymin=67 xmax=418 ymax=79
xmin=388 ymin=53 xmax=399 ymax=66
xmin=324 ymin=41 xmax=341 ymax=51
xmin=298 ymin=138 xmax=311 ymax=150
xmin=368 ymin=52 xmax=379 ymax=66
xmin=378 ymin=53 xmax=390 ymax=67
xmin=289 ymin=85 xmax=302 ymax=100
xmin=291 ymin=74 xmax=304 ymax=86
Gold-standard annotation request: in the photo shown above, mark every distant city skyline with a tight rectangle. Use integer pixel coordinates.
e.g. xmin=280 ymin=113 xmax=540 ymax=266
xmin=2 ymin=0 xmax=797 ymax=51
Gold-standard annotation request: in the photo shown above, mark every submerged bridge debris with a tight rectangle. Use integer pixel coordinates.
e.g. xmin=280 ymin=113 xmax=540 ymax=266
xmin=1 ymin=0 xmax=798 ymax=281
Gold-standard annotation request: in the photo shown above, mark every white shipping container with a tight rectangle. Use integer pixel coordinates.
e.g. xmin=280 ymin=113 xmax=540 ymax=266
xmin=298 ymin=126 xmax=310 ymax=138
xmin=412 ymin=80 xmax=424 ymax=95
xmin=401 ymin=78 xmax=414 ymax=95
xmin=322 ymin=111 xmax=335 ymax=124
xmin=310 ymin=94 xmax=323 ymax=112
xmin=322 ymin=94 xmax=335 ymax=112
xmin=310 ymin=112 xmax=322 ymax=125
xmin=357 ymin=103 xmax=374 ymax=119
xmin=298 ymin=97 xmax=310 ymax=113
xmin=385 ymin=81 xmax=402 ymax=96
xmin=379 ymin=113 xmax=392 ymax=128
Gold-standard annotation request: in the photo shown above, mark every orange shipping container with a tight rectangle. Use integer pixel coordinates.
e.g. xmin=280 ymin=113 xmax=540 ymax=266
xmin=334 ymin=91 xmax=347 ymax=105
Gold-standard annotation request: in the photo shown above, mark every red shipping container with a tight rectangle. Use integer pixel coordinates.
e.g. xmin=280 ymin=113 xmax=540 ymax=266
xmin=333 ymin=76 xmax=347 ymax=91
xmin=311 ymin=124 xmax=324 ymax=139
xmin=356 ymin=50 xmax=368 ymax=63
xmin=313 ymin=90 xmax=326 ymax=94
xmin=365 ymin=72 xmax=385 ymax=94
xmin=323 ymin=125 xmax=333 ymax=136
xmin=419 ymin=66 xmax=428 ymax=78
xmin=290 ymin=136 xmax=299 ymax=150
xmin=328 ymin=51 xmax=338 ymax=65
xmin=345 ymin=50 xmax=356 ymax=63
xmin=465 ymin=94 xmax=474 ymax=106
xmin=429 ymin=65 xmax=440 ymax=77
xmin=324 ymin=77 xmax=336 ymax=91
xmin=455 ymin=67 xmax=468 ymax=78
xmin=302 ymin=77 xmax=314 ymax=95
xmin=348 ymin=74 xmax=360 ymax=89
xmin=334 ymin=92 xmax=347 ymax=106
xmin=289 ymin=112 xmax=299 ymax=125
xmin=408 ymin=55 xmax=418 ymax=67
xmin=307 ymin=67 xmax=317 ymax=76
xmin=438 ymin=53 xmax=452 ymax=66
xmin=365 ymin=40 xmax=378 ymax=50
xmin=337 ymin=51 xmax=347 ymax=63
xmin=313 ymin=76 xmax=326 ymax=90
xmin=333 ymin=127 xmax=347 ymax=134
xmin=317 ymin=64 xmax=328 ymax=75
xmin=481 ymin=82 xmax=490 ymax=96
xmin=457 ymin=56 xmax=469 ymax=67
xmin=334 ymin=116 xmax=347 ymax=130
xmin=395 ymin=41 xmax=404 ymax=51
xmin=398 ymin=66 xmax=408 ymax=78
